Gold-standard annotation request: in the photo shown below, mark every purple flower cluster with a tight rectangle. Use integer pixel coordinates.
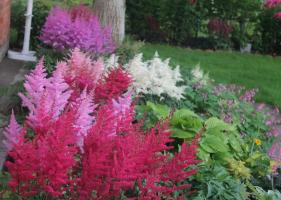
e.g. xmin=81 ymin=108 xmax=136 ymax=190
xmin=40 ymin=6 xmax=116 ymax=55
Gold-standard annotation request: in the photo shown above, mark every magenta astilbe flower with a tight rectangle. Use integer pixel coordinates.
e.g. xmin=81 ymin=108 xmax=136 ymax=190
xmin=40 ymin=6 xmax=115 ymax=55
xmin=3 ymin=110 xmax=22 ymax=152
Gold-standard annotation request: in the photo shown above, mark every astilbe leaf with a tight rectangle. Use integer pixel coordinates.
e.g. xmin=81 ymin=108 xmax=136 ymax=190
xmin=3 ymin=110 xmax=22 ymax=151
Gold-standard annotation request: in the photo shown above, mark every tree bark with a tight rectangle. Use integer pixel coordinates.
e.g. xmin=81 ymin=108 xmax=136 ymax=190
xmin=93 ymin=0 xmax=125 ymax=45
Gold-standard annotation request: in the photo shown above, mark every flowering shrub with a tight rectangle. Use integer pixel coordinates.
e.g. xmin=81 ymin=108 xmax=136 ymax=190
xmin=208 ymin=18 xmax=233 ymax=38
xmin=2 ymin=50 xmax=199 ymax=199
xmin=266 ymin=0 xmax=281 ymax=8
xmin=40 ymin=5 xmax=115 ymax=55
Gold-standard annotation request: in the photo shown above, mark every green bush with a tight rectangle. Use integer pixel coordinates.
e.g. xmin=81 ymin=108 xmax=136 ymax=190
xmin=126 ymin=0 xmax=261 ymax=50
xmin=255 ymin=7 xmax=281 ymax=55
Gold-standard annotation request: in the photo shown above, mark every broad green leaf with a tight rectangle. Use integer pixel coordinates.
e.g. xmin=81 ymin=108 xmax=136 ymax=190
xmin=202 ymin=134 xmax=229 ymax=153
xmin=228 ymin=134 xmax=242 ymax=153
xmin=146 ymin=102 xmax=170 ymax=119
xmin=205 ymin=117 xmax=236 ymax=132
xmin=171 ymin=127 xmax=195 ymax=139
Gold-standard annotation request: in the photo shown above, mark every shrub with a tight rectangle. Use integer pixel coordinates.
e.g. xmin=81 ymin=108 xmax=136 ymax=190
xmin=40 ymin=5 xmax=115 ymax=55
xmin=255 ymin=0 xmax=281 ymax=54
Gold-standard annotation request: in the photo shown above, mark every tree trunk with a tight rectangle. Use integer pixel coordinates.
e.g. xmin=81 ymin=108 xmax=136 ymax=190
xmin=93 ymin=0 xmax=125 ymax=45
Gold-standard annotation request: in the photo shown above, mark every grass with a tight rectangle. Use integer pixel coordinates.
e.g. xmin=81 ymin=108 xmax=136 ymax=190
xmin=141 ymin=44 xmax=281 ymax=108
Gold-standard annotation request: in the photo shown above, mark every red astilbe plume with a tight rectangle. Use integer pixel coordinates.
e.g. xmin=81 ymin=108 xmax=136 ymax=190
xmin=5 ymin=111 xmax=78 ymax=198
xmin=94 ymin=67 xmax=132 ymax=104
xmin=139 ymin=134 xmax=201 ymax=199
xmin=78 ymin=96 xmax=199 ymax=199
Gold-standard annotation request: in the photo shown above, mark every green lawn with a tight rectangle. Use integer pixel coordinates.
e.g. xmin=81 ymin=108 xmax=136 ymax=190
xmin=141 ymin=44 xmax=281 ymax=108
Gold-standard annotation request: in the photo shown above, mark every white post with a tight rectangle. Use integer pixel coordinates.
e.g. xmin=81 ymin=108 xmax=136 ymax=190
xmin=22 ymin=0 xmax=33 ymax=54
xmin=8 ymin=0 xmax=36 ymax=62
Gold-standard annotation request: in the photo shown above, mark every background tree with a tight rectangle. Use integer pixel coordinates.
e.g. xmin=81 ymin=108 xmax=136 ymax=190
xmin=93 ymin=0 xmax=126 ymax=44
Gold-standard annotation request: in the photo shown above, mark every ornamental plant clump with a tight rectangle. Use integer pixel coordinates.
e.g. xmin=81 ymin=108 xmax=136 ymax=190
xmin=2 ymin=49 xmax=200 ymax=199
xmin=125 ymin=53 xmax=187 ymax=100
xmin=40 ymin=5 xmax=116 ymax=55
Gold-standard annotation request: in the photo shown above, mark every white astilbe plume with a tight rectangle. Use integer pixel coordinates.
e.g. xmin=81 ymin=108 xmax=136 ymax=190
xmin=125 ymin=52 xmax=186 ymax=100
xmin=191 ymin=64 xmax=209 ymax=86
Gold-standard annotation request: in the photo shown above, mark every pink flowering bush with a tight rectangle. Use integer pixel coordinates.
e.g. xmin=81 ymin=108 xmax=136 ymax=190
xmin=40 ymin=5 xmax=116 ymax=55
xmin=208 ymin=18 xmax=233 ymax=38
xmin=2 ymin=49 xmax=199 ymax=199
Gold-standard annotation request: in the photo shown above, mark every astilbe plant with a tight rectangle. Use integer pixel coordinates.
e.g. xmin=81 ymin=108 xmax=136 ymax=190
xmin=40 ymin=5 xmax=115 ymax=55
xmin=3 ymin=50 xmax=200 ymax=199
xmin=124 ymin=53 xmax=186 ymax=100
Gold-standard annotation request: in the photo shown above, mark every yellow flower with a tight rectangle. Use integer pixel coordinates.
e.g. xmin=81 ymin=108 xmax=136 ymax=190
xmin=254 ymin=139 xmax=262 ymax=146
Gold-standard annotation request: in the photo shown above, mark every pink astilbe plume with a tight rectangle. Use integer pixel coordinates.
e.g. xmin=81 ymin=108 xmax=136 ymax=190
xmin=40 ymin=6 xmax=115 ymax=54
xmin=61 ymin=49 xmax=104 ymax=98
xmin=18 ymin=58 xmax=48 ymax=113
xmin=5 ymin=112 xmax=78 ymax=198
xmin=94 ymin=67 xmax=132 ymax=103
xmin=19 ymin=59 xmax=72 ymax=132
xmin=3 ymin=110 xmax=22 ymax=151
xmin=72 ymin=89 xmax=95 ymax=151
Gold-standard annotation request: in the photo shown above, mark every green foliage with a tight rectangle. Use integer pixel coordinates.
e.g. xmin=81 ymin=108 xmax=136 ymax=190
xmin=255 ymin=7 xmax=281 ymax=55
xmin=127 ymin=0 xmax=262 ymax=50
xmin=126 ymin=0 xmax=203 ymax=45
xmin=116 ymin=37 xmax=144 ymax=65
xmin=135 ymin=101 xmax=170 ymax=129
xmin=191 ymin=164 xmax=248 ymax=200
xmin=35 ymin=47 xmax=67 ymax=74
xmin=171 ymin=109 xmax=203 ymax=139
